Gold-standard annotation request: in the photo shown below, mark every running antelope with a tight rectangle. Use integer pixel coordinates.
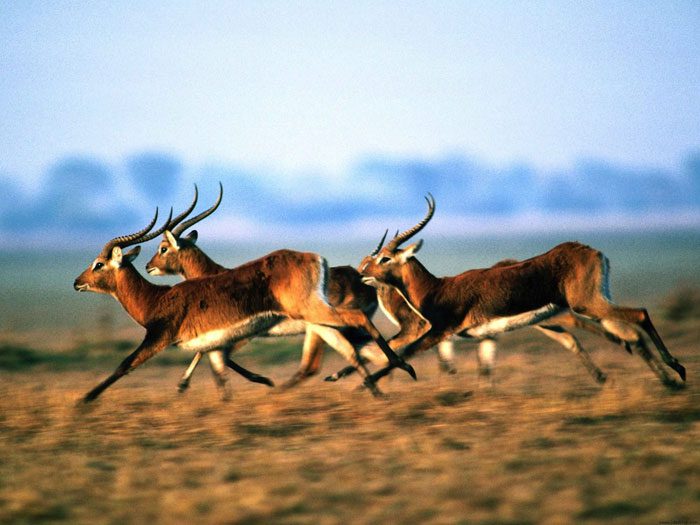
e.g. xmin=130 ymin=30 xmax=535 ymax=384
xmin=357 ymin=195 xmax=686 ymax=388
xmin=331 ymin=254 xmax=627 ymax=386
xmin=74 ymin=212 xmax=416 ymax=403
xmin=144 ymin=185 xmax=437 ymax=396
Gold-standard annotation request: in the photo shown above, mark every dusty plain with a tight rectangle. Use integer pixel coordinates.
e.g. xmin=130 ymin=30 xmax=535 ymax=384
xmin=0 ymin=310 xmax=698 ymax=525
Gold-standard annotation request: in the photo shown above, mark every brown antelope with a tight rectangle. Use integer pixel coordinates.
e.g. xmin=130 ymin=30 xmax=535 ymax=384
xmin=75 ymin=209 xmax=274 ymax=391
xmin=331 ymin=255 xmax=624 ymax=386
xmin=74 ymin=212 xmax=418 ymax=403
xmin=357 ymin=195 xmax=686 ymax=388
xmin=144 ymin=185 xmax=435 ymax=396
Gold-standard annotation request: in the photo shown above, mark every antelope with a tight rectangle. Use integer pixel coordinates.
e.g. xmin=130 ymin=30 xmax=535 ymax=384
xmin=144 ymin=185 xmax=439 ymax=396
xmin=357 ymin=195 xmax=686 ymax=388
xmin=331 ymin=255 xmax=622 ymax=386
xmin=74 ymin=211 xmax=417 ymax=403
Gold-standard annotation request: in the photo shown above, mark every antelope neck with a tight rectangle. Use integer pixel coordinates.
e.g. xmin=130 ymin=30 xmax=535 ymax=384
xmin=400 ymin=258 xmax=440 ymax=310
xmin=115 ymin=265 xmax=169 ymax=326
xmin=180 ymin=248 xmax=227 ymax=279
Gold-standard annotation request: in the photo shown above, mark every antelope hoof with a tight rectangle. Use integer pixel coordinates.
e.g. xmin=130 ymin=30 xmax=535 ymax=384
xmin=595 ymin=371 xmax=607 ymax=384
xmin=324 ymin=374 xmax=339 ymax=382
xmin=439 ymin=361 xmax=457 ymax=375
xmin=362 ymin=378 xmax=387 ymax=398
xmin=399 ymin=361 xmax=417 ymax=380
xmin=177 ymin=381 xmax=190 ymax=393
xmin=662 ymin=377 xmax=686 ymax=391
xmin=251 ymin=375 xmax=275 ymax=387
xmin=82 ymin=392 xmax=99 ymax=404
xmin=280 ymin=372 xmax=307 ymax=390
xmin=220 ymin=391 xmax=232 ymax=402
xmin=671 ymin=362 xmax=686 ymax=382
xmin=478 ymin=367 xmax=492 ymax=378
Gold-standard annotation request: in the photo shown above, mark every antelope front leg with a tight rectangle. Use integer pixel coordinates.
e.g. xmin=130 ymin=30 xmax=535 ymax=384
xmin=367 ymin=329 xmax=447 ymax=384
xmin=326 ymin=328 xmax=423 ymax=383
xmin=82 ymin=333 xmax=169 ymax=403
xmin=326 ymin=308 xmax=416 ymax=379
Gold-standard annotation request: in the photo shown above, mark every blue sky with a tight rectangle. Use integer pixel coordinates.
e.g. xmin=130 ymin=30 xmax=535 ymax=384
xmin=2 ymin=1 xmax=699 ymax=186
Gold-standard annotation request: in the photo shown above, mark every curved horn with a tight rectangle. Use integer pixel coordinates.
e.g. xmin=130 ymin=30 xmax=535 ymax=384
xmin=370 ymin=229 xmax=389 ymax=257
xmin=134 ymin=207 xmax=174 ymax=244
xmin=386 ymin=193 xmax=435 ymax=251
xmin=171 ymin=182 xmax=223 ymax=236
xmin=165 ymin=184 xmax=199 ymax=235
xmin=100 ymin=208 xmax=159 ymax=257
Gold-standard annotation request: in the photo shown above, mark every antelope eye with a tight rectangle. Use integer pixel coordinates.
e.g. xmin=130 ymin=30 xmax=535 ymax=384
xmin=93 ymin=262 xmax=104 ymax=271
xmin=378 ymin=257 xmax=391 ymax=264
xmin=160 ymin=247 xmax=168 ymax=254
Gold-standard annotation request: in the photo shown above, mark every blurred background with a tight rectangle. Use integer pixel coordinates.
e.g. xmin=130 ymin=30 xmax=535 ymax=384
xmin=1 ymin=1 xmax=699 ymax=332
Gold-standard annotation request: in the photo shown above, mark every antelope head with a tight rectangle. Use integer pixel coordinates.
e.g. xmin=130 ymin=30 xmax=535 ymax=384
xmin=74 ymin=208 xmax=172 ymax=294
xmin=145 ymin=183 xmax=223 ymax=276
xmin=358 ymin=194 xmax=435 ymax=289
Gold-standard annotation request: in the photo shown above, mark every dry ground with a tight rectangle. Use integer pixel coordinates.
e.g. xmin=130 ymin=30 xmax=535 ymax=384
xmin=0 ymin=318 xmax=699 ymax=525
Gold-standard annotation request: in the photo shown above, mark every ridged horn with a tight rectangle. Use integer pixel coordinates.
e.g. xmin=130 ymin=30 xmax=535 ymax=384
xmin=165 ymin=184 xmax=199 ymax=235
xmin=134 ymin=207 xmax=173 ymax=244
xmin=385 ymin=193 xmax=435 ymax=251
xmin=100 ymin=208 xmax=160 ymax=258
xmin=171 ymin=182 xmax=223 ymax=236
xmin=370 ymin=229 xmax=389 ymax=257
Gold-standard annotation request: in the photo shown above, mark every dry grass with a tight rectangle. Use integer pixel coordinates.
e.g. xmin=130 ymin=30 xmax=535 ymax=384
xmin=0 ymin=319 xmax=699 ymax=525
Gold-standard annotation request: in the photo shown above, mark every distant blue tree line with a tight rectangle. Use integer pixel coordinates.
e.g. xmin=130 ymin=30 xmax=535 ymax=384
xmin=1 ymin=150 xmax=699 ymax=241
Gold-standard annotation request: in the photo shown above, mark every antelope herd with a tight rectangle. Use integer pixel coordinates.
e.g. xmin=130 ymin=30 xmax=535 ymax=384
xmin=74 ymin=185 xmax=686 ymax=403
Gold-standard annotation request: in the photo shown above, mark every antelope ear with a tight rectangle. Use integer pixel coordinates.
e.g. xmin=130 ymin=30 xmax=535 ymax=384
xmin=165 ymin=230 xmax=180 ymax=250
xmin=123 ymin=246 xmax=141 ymax=264
xmin=399 ymin=239 xmax=423 ymax=262
xmin=110 ymin=246 xmax=123 ymax=266
xmin=183 ymin=230 xmax=198 ymax=244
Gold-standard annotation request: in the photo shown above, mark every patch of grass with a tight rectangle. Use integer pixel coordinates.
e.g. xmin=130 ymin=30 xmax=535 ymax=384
xmin=662 ymin=285 xmax=700 ymax=321
xmin=246 ymin=338 xmax=303 ymax=366
xmin=86 ymin=460 xmax=117 ymax=472
xmin=594 ymin=456 xmax=612 ymax=476
xmin=521 ymin=436 xmax=557 ymax=449
xmin=272 ymin=502 xmax=310 ymax=519
xmin=472 ymin=495 xmax=501 ymax=511
xmin=640 ymin=452 xmax=671 ymax=468
xmin=237 ymin=420 xmax=311 ymax=438
xmin=0 ymin=341 xmax=152 ymax=371
xmin=321 ymin=489 xmax=365 ymax=506
xmin=134 ymin=437 xmax=178 ymax=450
xmin=654 ymin=408 xmax=700 ymax=424
xmin=0 ymin=344 xmax=76 ymax=371
xmin=560 ymin=414 xmax=629 ymax=428
xmin=504 ymin=457 xmax=537 ymax=473
xmin=442 ymin=437 xmax=471 ymax=451
xmin=298 ymin=461 xmax=326 ymax=483
xmin=435 ymin=390 xmax=473 ymax=407
xmin=395 ymin=402 xmax=436 ymax=425
xmin=223 ymin=469 xmax=243 ymax=483
xmin=195 ymin=501 xmax=212 ymax=515
xmin=577 ymin=501 xmax=648 ymax=520
xmin=9 ymin=503 xmax=72 ymax=523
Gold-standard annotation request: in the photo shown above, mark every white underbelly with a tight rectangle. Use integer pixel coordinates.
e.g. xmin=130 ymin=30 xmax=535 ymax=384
xmin=466 ymin=303 xmax=563 ymax=338
xmin=178 ymin=313 xmax=282 ymax=352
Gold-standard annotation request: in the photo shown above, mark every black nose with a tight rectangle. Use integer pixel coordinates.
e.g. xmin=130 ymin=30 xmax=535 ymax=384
xmin=73 ymin=280 xmax=81 ymax=290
